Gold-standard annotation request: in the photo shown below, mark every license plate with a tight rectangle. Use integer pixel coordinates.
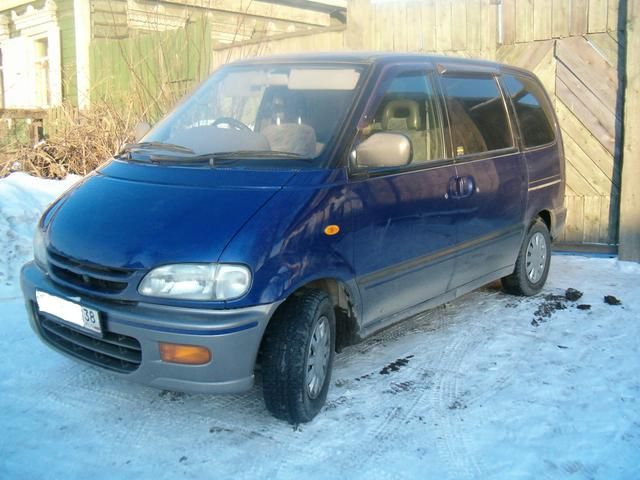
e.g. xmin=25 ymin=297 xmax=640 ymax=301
xmin=36 ymin=291 xmax=102 ymax=335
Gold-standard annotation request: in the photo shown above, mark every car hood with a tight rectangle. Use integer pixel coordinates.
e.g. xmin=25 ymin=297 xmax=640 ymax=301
xmin=46 ymin=163 xmax=296 ymax=270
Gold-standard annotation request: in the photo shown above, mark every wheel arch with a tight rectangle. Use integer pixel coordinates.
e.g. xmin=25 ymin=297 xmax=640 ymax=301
xmin=304 ymin=278 xmax=360 ymax=351
xmin=537 ymin=209 xmax=551 ymax=232
xmin=260 ymin=277 xmax=361 ymax=355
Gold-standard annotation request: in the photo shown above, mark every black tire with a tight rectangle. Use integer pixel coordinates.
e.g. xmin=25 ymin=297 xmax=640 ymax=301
xmin=502 ymin=218 xmax=551 ymax=296
xmin=261 ymin=289 xmax=336 ymax=424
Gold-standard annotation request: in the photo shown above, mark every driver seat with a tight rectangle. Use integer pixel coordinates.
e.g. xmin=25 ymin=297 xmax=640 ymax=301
xmin=381 ymin=99 xmax=426 ymax=161
xmin=261 ymin=123 xmax=317 ymax=157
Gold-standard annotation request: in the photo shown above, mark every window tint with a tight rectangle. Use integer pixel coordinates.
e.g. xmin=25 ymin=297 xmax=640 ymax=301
xmin=361 ymin=71 xmax=444 ymax=164
xmin=502 ymin=74 xmax=556 ymax=148
xmin=441 ymin=75 xmax=513 ymax=156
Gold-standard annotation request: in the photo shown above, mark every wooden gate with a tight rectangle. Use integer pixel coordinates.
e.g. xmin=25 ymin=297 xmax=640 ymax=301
xmin=497 ymin=34 xmax=622 ymax=247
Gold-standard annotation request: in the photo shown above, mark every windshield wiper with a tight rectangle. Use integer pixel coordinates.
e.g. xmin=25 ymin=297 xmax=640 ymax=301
xmin=117 ymin=141 xmax=195 ymax=157
xmin=117 ymin=149 xmax=309 ymax=166
xmin=201 ymin=150 xmax=309 ymax=166
xmin=203 ymin=150 xmax=306 ymax=160
xmin=141 ymin=150 xmax=309 ymax=166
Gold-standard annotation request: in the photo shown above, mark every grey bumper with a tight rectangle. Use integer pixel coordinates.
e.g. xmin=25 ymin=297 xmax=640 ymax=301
xmin=21 ymin=262 xmax=280 ymax=394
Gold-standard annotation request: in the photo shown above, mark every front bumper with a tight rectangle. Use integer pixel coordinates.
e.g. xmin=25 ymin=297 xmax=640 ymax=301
xmin=21 ymin=262 xmax=280 ymax=394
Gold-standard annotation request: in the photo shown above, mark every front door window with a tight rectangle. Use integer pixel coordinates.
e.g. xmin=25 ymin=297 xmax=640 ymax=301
xmin=359 ymin=71 xmax=445 ymax=165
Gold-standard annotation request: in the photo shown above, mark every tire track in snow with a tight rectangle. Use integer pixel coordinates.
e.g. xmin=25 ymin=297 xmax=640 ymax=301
xmin=421 ymin=290 xmax=513 ymax=479
xmin=424 ymin=289 xmax=523 ymax=479
xmin=428 ymin=319 xmax=485 ymax=479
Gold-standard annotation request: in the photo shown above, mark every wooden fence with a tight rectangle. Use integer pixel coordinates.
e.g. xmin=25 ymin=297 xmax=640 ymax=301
xmin=88 ymin=0 xmax=629 ymax=250
xmin=495 ymin=35 xmax=622 ymax=246
xmin=89 ymin=18 xmax=211 ymax=121
xmin=497 ymin=0 xmax=625 ymax=248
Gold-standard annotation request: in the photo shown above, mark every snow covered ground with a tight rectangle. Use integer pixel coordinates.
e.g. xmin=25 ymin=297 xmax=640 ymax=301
xmin=1 ymin=173 xmax=639 ymax=479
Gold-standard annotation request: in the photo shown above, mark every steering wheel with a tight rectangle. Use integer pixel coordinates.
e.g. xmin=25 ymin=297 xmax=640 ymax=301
xmin=212 ymin=117 xmax=252 ymax=132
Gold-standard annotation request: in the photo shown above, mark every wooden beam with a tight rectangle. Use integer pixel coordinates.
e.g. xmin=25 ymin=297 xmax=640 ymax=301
xmin=157 ymin=0 xmax=332 ymax=27
xmin=262 ymin=0 xmax=347 ymax=14
xmin=0 ymin=108 xmax=46 ymax=119
xmin=619 ymin=0 xmax=640 ymax=261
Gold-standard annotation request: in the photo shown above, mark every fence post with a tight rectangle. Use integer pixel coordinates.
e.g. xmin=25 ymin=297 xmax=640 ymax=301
xmin=619 ymin=0 xmax=640 ymax=261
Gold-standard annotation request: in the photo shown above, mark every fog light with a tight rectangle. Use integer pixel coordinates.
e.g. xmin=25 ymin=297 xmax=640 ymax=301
xmin=159 ymin=343 xmax=211 ymax=365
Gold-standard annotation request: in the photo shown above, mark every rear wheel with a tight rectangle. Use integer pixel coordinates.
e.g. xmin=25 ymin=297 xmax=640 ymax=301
xmin=261 ymin=289 xmax=335 ymax=423
xmin=502 ymin=218 xmax=551 ymax=296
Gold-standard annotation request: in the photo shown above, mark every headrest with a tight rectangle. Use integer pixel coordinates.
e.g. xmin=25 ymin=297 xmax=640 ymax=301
xmin=381 ymin=99 xmax=421 ymax=130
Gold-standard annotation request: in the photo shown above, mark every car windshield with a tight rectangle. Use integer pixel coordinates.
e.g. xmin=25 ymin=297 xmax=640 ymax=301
xmin=136 ymin=63 xmax=365 ymax=167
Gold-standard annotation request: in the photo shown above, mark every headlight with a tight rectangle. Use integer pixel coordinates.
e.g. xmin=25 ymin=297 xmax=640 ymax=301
xmin=33 ymin=228 xmax=47 ymax=268
xmin=138 ymin=263 xmax=251 ymax=301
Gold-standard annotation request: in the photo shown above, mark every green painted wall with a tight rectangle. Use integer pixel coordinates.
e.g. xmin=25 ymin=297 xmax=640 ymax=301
xmin=89 ymin=18 xmax=211 ymax=121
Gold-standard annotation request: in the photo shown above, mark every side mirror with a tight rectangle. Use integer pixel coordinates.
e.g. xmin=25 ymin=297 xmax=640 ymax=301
xmin=133 ymin=121 xmax=152 ymax=142
xmin=353 ymin=132 xmax=412 ymax=169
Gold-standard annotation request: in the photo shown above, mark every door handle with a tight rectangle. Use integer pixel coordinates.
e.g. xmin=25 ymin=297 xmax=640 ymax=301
xmin=447 ymin=176 xmax=460 ymax=199
xmin=457 ymin=175 xmax=475 ymax=198
xmin=447 ymin=175 xmax=475 ymax=199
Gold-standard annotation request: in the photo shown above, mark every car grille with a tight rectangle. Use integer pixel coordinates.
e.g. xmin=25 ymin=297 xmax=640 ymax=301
xmin=35 ymin=308 xmax=142 ymax=374
xmin=47 ymin=250 xmax=133 ymax=295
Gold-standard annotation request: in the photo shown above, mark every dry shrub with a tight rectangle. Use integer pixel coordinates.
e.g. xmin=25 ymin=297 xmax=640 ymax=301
xmin=0 ymin=101 xmax=139 ymax=179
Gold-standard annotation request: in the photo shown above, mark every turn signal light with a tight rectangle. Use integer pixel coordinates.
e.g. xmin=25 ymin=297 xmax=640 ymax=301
xmin=324 ymin=225 xmax=340 ymax=236
xmin=159 ymin=343 xmax=211 ymax=365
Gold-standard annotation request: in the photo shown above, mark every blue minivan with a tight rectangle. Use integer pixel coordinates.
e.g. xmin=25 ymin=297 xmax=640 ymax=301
xmin=21 ymin=53 xmax=566 ymax=423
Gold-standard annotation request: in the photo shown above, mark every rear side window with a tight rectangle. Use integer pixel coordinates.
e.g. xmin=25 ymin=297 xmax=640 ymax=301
xmin=441 ymin=75 xmax=513 ymax=156
xmin=502 ymin=74 xmax=556 ymax=148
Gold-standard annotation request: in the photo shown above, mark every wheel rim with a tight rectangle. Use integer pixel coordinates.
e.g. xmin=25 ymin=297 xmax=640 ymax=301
xmin=526 ymin=232 xmax=547 ymax=283
xmin=305 ymin=315 xmax=331 ymax=399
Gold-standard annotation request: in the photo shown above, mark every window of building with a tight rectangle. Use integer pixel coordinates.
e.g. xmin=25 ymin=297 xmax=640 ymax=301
xmin=34 ymin=38 xmax=50 ymax=107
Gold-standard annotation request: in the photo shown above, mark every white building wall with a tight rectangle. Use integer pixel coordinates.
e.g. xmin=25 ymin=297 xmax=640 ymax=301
xmin=73 ymin=0 xmax=90 ymax=109
xmin=1 ymin=0 xmax=62 ymax=109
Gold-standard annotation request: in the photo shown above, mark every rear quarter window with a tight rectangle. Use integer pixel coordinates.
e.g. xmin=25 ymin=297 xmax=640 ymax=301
xmin=501 ymin=74 xmax=556 ymax=148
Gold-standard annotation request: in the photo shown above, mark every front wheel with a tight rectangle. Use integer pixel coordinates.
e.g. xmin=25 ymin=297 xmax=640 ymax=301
xmin=502 ymin=218 xmax=551 ymax=296
xmin=261 ymin=289 xmax=336 ymax=423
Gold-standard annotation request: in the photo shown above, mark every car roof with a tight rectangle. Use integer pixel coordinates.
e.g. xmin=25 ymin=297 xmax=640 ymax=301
xmin=228 ymin=51 xmax=533 ymax=76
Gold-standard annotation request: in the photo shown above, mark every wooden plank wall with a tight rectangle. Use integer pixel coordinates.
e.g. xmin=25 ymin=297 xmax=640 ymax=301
xmin=90 ymin=18 xmax=211 ymax=121
xmin=498 ymin=0 xmax=624 ymax=246
xmin=92 ymin=0 xmax=128 ymax=39
xmin=344 ymin=0 xmax=498 ymax=56
xmin=212 ymin=0 xmax=501 ymax=70
xmin=502 ymin=0 xmax=623 ymax=43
